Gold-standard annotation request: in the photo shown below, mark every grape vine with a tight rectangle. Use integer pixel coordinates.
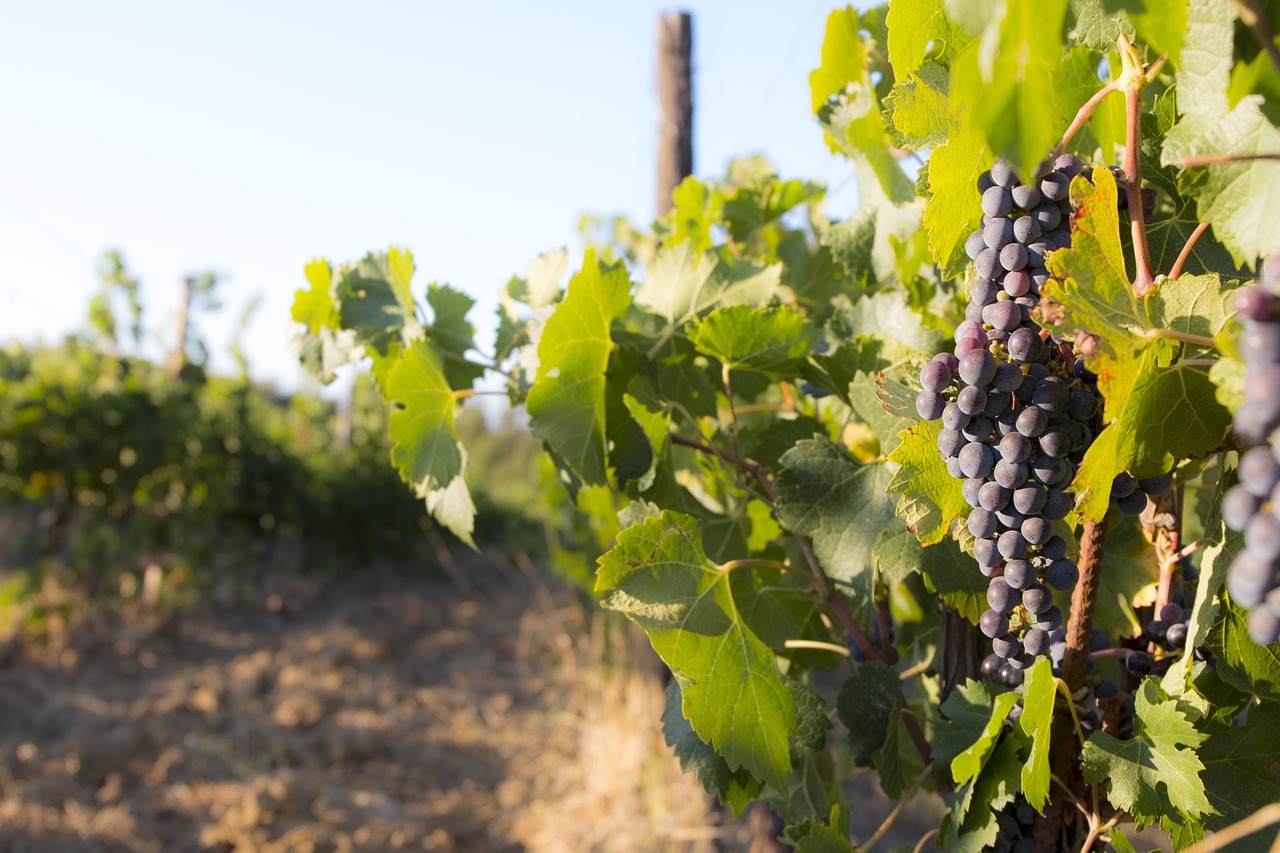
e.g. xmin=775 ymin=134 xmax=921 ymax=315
xmin=290 ymin=1 xmax=1280 ymax=850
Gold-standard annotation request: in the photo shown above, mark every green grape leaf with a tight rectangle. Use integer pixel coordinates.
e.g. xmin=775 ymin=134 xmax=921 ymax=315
xmin=876 ymin=366 xmax=922 ymax=420
xmin=886 ymin=0 xmax=971 ymax=80
xmin=836 ymin=661 xmax=900 ymax=765
xmin=850 ymin=371 xmax=914 ymax=457
xmin=949 ymin=688 xmax=1019 ymax=786
xmin=661 ymin=681 xmax=763 ymax=816
xmin=948 ymin=0 xmax=1070 ymax=183
xmin=1081 ymin=679 xmax=1213 ymax=826
xmin=526 ymin=250 xmax=632 ymax=485
xmin=597 ymin=512 xmax=797 ymax=790
xmin=742 ymin=416 xmax=828 ymax=474
xmin=1044 ymin=169 xmax=1232 ymax=520
xmin=386 ymin=339 xmax=474 ymax=545
xmin=634 ymin=243 xmax=780 ymax=329
xmin=1208 ymin=600 xmax=1280 ymax=702
xmin=886 ymin=419 xmax=969 ymax=546
xmin=1071 ymin=0 xmax=1184 ymax=64
xmin=793 ymin=806 xmax=857 ymax=853
xmin=887 ymin=64 xmax=958 ymax=149
xmin=386 ymin=246 xmax=415 ymax=311
xmin=291 ymin=325 xmax=357 ymax=385
xmin=1162 ymin=0 xmax=1280 ymax=264
xmin=1093 ymin=511 xmax=1162 ymax=641
xmin=769 ymin=746 xmax=844 ymax=827
xmin=891 ymin=533 xmax=987 ymax=620
xmin=874 ymin=703 xmax=925 ymax=800
xmin=1198 ymin=702 xmax=1280 ymax=851
xmin=292 ymin=259 xmax=338 ymax=332
xmin=829 ymin=291 xmax=945 ymax=354
xmin=946 ymin=734 xmax=1024 ymax=853
xmin=667 ymin=177 xmax=719 ymax=253
xmin=1071 ymin=349 xmax=1229 ymax=521
xmin=790 ymin=678 xmax=834 ymax=754
xmin=775 ymin=438 xmax=898 ymax=604
xmin=690 ymin=305 xmax=817 ymax=375
xmin=810 ymin=6 xmax=917 ymax=202
xmin=934 ymin=678 xmax=1005 ymax=772
xmin=426 ymin=283 xmax=484 ymax=390
xmin=335 ymin=249 xmax=423 ymax=359
xmin=921 ymin=123 xmax=993 ymax=280
xmin=1069 ymin=0 xmax=1134 ymax=49
xmin=1017 ymin=658 xmax=1056 ymax=813
xmin=508 ymin=246 xmax=567 ymax=310
xmin=721 ymin=173 xmax=825 ymax=243
xmin=1156 ymin=443 xmax=1235 ymax=697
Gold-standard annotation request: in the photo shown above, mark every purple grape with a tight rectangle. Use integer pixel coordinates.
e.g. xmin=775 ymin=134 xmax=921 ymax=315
xmin=983 ymin=185 xmax=1014 ymax=217
xmin=1045 ymin=559 xmax=1079 ymax=590
xmin=1040 ymin=172 xmax=1070 ymax=201
xmin=920 ymin=359 xmax=953 ymax=393
xmin=916 ymin=390 xmax=945 ymax=420
xmin=981 ymin=609 xmax=1010 ymax=639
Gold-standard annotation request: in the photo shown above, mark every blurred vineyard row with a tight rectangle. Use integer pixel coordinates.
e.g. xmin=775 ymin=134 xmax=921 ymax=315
xmin=0 ymin=255 xmax=551 ymax=625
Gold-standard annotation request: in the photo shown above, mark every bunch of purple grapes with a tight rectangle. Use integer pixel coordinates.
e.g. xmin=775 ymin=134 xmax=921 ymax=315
xmin=1221 ymin=255 xmax=1280 ymax=645
xmin=915 ymin=155 xmax=1102 ymax=687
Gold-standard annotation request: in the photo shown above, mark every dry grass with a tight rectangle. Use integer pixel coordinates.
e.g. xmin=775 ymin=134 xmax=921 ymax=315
xmin=0 ymin=553 xmax=739 ymax=852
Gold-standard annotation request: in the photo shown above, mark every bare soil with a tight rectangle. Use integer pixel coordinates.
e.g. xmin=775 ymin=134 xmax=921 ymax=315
xmin=0 ymin=555 xmax=736 ymax=852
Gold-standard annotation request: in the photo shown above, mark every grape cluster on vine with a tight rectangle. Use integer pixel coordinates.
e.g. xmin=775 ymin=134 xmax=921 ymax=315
xmin=915 ymin=155 xmax=1100 ymax=685
xmin=1223 ymin=255 xmax=1280 ymax=645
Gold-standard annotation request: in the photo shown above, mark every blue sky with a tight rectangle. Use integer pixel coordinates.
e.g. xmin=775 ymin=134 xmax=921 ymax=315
xmin=0 ymin=1 xmax=860 ymax=387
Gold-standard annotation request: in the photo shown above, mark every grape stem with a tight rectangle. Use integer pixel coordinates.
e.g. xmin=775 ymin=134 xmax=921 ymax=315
xmin=1180 ymin=152 xmax=1280 ymax=168
xmin=1178 ymin=803 xmax=1280 ymax=853
xmin=783 ymin=639 xmax=850 ymax=656
xmin=1142 ymin=327 xmax=1218 ymax=349
xmin=1168 ymin=222 xmax=1211 ymax=280
xmin=1052 ymin=79 xmax=1122 ymax=163
xmin=1118 ymin=35 xmax=1157 ymax=297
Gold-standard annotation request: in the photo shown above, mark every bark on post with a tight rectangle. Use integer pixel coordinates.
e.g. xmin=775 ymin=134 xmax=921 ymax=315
xmin=657 ymin=12 xmax=693 ymax=217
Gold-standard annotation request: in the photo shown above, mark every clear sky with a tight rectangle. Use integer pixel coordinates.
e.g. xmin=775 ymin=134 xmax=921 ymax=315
xmin=0 ymin=0 xmax=861 ymax=387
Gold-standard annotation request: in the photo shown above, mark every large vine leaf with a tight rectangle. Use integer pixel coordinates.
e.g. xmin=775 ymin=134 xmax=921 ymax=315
xmin=1161 ymin=0 xmax=1280 ymax=265
xmin=335 ymin=249 xmax=423 ymax=361
xmin=886 ymin=419 xmax=968 ymax=545
xmin=1017 ymin=658 xmax=1056 ymax=813
xmin=1081 ymin=680 xmax=1213 ymax=828
xmin=944 ymin=734 xmax=1024 ymax=853
xmin=292 ymin=259 xmax=338 ymax=333
xmin=690 ymin=305 xmax=818 ymax=375
xmin=921 ymin=122 xmax=993 ymax=279
xmin=810 ymin=7 xmax=916 ymax=203
xmin=1043 ymin=168 xmax=1232 ymax=520
xmin=1198 ymin=702 xmax=1280 ymax=852
xmin=386 ymin=339 xmax=474 ymax=545
xmin=774 ymin=437 xmax=898 ymax=605
xmin=1207 ymin=600 xmax=1280 ymax=702
xmin=634 ymin=242 xmax=779 ymax=329
xmin=885 ymin=0 xmax=971 ymax=81
xmin=661 ymin=681 xmax=763 ymax=816
xmin=836 ymin=661 xmax=900 ymax=765
xmin=425 ymin=283 xmax=485 ymax=390
xmin=948 ymin=0 xmax=1071 ymax=183
xmin=596 ymin=512 xmax=797 ymax=790
xmin=934 ymin=679 xmax=1006 ymax=771
xmin=526 ymin=250 xmax=633 ymax=485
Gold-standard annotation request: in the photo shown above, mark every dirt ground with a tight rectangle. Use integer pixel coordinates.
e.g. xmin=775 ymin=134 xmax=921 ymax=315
xmin=0 ymin=553 xmax=936 ymax=853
